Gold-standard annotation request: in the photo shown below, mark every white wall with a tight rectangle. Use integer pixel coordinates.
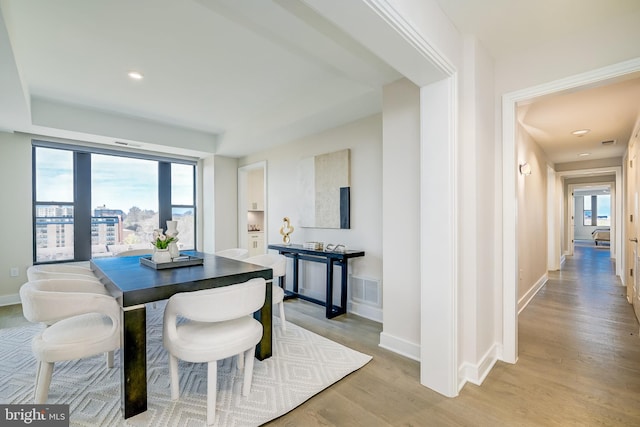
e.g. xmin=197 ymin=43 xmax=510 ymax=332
xmin=517 ymin=125 xmax=548 ymax=302
xmin=380 ymin=78 xmax=421 ymax=355
xmin=0 ymin=131 xmax=32 ymax=304
xmin=214 ymin=156 xmax=239 ymax=251
xmin=239 ymin=115 xmax=383 ymax=321
xmin=494 ymin=11 xmax=640 ymax=96
xmin=200 ymin=155 xmax=239 ymax=254
xmin=459 ymin=36 xmax=497 ymax=385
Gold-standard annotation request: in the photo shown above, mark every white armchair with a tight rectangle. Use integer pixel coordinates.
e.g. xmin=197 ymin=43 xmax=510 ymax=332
xmin=26 ymin=264 xmax=100 ymax=282
xmin=163 ymin=278 xmax=266 ymax=426
xmin=245 ymin=253 xmax=287 ymax=331
xmin=19 ymin=279 xmax=121 ymax=403
xmin=215 ymin=248 xmax=249 ymax=260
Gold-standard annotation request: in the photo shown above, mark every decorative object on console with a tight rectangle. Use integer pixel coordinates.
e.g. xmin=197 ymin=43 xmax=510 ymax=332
xmin=325 ymin=243 xmax=346 ymax=253
xmin=151 ymin=227 xmax=177 ymax=263
xmin=303 ymin=241 xmax=324 ymax=250
xmin=152 ymin=248 xmax=172 ymax=264
xmin=165 ymin=220 xmax=180 ymax=259
xmin=279 ymin=217 xmax=294 ymax=245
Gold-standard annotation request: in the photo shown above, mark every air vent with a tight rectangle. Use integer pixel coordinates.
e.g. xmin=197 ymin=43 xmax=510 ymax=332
xmin=601 ymin=139 xmax=616 ymax=146
xmin=350 ymin=275 xmax=381 ymax=307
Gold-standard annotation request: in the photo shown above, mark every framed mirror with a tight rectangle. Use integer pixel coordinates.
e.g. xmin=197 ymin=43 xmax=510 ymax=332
xmin=298 ymin=149 xmax=350 ymax=229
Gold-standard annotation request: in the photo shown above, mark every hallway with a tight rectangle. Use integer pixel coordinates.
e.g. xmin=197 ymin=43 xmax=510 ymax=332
xmin=482 ymin=244 xmax=640 ymax=425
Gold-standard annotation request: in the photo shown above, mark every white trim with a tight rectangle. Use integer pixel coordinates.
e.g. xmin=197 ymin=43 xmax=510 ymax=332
xmin=458 ymin=343 xmax=500 ymax=389
xmin=547 ymin=166 xmax=560 ymax=270
xmin=502 ymin=57 xmax=640 ymax=365
xmin=518 ymin=273 xmax=548 ymax=314
xmin=362 ymin=0 xmax=456 ymax=76
xmin=379 ymin=332 xmax=420 ymax=361
xmin=347 ymin=301 xmax=383 ymax=323
xmin=561 ymin=168 xmax=621 ymax=277
xmin=0 ymin=293 xmax=21 ymax=307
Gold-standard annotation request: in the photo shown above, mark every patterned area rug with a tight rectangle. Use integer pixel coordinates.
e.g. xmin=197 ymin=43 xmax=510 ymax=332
xmin=0 ymin=303 xmax=371 ymax=426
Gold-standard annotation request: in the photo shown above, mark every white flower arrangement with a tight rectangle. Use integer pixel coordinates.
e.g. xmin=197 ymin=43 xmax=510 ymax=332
xmin=151 ymin=229 xmax=177 ymax=249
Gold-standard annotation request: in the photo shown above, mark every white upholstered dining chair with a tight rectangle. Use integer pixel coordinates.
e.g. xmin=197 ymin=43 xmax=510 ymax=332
xmin=26 ymin=264 xmax=101 ymax=282
xmin=19 ymin=279 xmax=121 ymax=403
xmin=162 ymin=278 xmax=266 ymax=426
xmin=215 ymin=248 xmax=249 ymax=260
xmin=244 ymin=253 xmax=287 ymax=331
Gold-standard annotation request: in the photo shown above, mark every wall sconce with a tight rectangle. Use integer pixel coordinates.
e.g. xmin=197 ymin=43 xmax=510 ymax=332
xmin=519 ymin=162 xmax=532 ymax=176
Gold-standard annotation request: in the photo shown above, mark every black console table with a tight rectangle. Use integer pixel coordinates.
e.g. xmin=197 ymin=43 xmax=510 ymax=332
xmin=268 ymin=243 xmax=365 ymax=318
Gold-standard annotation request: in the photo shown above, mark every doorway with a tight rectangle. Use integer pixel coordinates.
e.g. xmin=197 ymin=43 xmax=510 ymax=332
xmin=237 ymin=161 xmax=267 ymax=256
xmin=502 ymin=57 xmax=640 ymax=363
xmin=568 ymin=183 xmax=614 ymax=255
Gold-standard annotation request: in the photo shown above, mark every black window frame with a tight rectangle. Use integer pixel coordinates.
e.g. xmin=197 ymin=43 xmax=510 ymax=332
xmin=32 ymin=140 xmax=197 ymax=264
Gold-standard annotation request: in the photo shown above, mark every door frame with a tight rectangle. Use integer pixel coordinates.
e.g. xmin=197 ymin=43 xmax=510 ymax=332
xmin=566 ymin=179 xmax=617 ymax=256
xmin=502 ymin=57 xmax=640 ymax=364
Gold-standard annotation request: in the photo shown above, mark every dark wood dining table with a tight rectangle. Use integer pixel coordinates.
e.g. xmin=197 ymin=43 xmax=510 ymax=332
xmin=90 ymin=251 xmax=273 ymax=419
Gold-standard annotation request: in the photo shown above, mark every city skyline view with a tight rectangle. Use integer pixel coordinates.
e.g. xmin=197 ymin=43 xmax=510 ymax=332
xmin=34 ymin=146 xmax=195 ymax=261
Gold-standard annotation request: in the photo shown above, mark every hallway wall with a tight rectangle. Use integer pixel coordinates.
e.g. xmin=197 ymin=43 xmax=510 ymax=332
xmin=516 ymin=124 xmax=548 ymax=302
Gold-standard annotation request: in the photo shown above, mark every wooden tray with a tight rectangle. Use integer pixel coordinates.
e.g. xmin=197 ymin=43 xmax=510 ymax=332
xmin=139 ymin=254 xmax=204 ymax=269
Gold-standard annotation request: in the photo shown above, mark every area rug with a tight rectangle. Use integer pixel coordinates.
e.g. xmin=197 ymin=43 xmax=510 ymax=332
xmin=0 ymin=303 xmax=372 ymax=426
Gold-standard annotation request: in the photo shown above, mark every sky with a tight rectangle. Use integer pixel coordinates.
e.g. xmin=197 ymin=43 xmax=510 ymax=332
xmin=35 ymin=147 xmax=193 ymax=212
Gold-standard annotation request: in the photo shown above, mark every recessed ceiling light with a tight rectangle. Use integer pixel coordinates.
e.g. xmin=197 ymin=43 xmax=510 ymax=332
xmin=572 ymin=129 xmax=590 ymax=136
xmin=128 ymin=71 xmax=144 ymax=80
xmin=578 ymin=152 xmax=591 ymax=157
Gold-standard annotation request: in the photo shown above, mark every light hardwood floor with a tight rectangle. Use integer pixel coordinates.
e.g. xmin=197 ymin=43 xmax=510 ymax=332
xmin=266 ymin=244 xmax=640 ymax=426
xmin=3 ymin=244 xmax=639 ymax=426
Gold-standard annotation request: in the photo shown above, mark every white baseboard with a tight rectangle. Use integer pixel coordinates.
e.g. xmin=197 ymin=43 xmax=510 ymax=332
xmin=560 ymin=254 xmax=566 ymax=266
xmin=379 ymin=331 xmax=420 ymax=361
xmin=347 ymin=301 xmax=382 ymax=323
xmin=0 ymin=293 xmax=21 ymax=307
xmin=518 ymin=273 xmax=548 ymax=314
xmin=458 ymin=343 xmax=500 ymax=390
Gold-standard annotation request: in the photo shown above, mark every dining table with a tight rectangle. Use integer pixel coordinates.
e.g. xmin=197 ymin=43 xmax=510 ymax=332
xmin=90 ymin=251 xmax=273 ymax=419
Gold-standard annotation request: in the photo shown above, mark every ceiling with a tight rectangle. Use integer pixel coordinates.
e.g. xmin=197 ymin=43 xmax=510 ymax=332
xmin=518 ymin=74 xmax=640 ymax=164
xmin=1 ymin=0 xmax=639 ymax=161
xmin=436 ymin=0 xmax=640 ymax=166
xmin=0 ymin=0 xmax=401 ymax=157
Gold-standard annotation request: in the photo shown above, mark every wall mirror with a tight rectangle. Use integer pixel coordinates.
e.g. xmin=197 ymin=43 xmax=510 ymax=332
xmin=298 ymin=149 xmax=350 ymax=229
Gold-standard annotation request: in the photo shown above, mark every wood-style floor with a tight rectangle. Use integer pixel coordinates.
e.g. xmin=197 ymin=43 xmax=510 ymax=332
xmin=267 ymin=244 xmax=640 ymax=426
xmin=3 ymin=244 xmax=639 ymax=426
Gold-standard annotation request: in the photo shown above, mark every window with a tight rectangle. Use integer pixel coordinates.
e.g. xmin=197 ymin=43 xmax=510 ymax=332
xmin=581 ymin=194 xmax=610 ymax=227
xmin=583 ymin=196 xmax=592 ymax=226
xmin=34 ymin=148 xmax=75 ymax=262
xmin=171 ymin=163 xmax=196 ymax=250
xmin=596 ymin=195 xmax=611 ymax=226
xmin=33 ymin=142 xmax=197 ymax=263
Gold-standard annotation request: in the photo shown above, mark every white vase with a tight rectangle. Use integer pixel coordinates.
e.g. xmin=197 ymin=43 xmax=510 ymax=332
xmin=168 ymin=241 xmax=180 ymax=259
xmin=166 ymin=220 xmax=178 ymax=236
xmin=152 ymin=248 xmax=172 ymax=264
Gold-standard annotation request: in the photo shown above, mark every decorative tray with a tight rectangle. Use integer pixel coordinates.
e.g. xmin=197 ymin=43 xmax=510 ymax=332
xmin=139 ymin=254 xmax=204 ymax=270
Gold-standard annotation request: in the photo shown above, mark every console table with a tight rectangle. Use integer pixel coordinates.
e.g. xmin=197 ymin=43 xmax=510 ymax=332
xmin=267 ymin=243 xmax=365 ymax=318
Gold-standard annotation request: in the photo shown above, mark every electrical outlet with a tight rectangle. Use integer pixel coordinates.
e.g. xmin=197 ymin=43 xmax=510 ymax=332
xmin=10 ymin=267 xmax=19 ymax=277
